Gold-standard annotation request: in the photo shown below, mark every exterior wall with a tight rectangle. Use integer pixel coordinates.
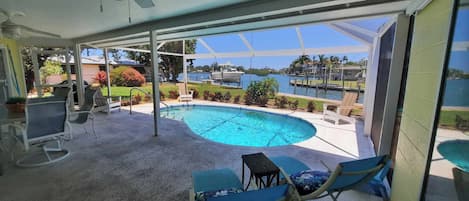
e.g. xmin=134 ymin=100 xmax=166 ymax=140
xmin=82 ymin=64 xmax=100 ymax=83
xmin=390 ymin=0 xmax=455 ymax=200
xmin=0 ymin=37 xmax=26 ymax=97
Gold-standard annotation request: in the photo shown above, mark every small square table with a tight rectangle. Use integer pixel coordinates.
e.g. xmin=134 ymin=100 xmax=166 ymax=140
xmin=241 ymin=152 xmax=280 ymax=190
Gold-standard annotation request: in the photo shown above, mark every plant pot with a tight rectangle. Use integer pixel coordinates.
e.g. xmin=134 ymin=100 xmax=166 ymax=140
xmin=6 ymin=103 xmax=25 ymax=113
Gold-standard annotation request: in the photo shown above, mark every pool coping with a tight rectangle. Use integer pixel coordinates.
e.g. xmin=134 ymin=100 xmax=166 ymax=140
xmin=160 ymin=103 xmax=318 ymax=148
xmin=127 ymin=101 xmax=374 ymax=160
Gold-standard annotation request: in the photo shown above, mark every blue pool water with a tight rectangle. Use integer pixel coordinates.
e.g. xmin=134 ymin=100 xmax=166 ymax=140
xmin=161 ymin=105 xmax=316 ymax=147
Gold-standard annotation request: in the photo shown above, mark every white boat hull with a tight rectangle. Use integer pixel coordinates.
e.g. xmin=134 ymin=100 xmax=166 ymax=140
xmin=211 ymin=72 xmax=244 ymax=82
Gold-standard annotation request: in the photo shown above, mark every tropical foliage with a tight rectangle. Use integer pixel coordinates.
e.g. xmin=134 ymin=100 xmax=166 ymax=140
xmin=39 ymin=60 xmax=63 ymax=84
xmin=244 ymin=78 xmax=279 ymax=106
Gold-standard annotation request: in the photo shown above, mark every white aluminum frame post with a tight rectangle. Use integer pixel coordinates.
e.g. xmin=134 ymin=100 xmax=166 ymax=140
xmin=150 ymin=30 xmax=160 ymax=136
xmin=103 ymin=48 xmax=112 ymax=114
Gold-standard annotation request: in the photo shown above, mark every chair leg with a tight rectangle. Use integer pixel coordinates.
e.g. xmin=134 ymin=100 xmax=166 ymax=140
xmin=16 ymin=139 xmax=70 ymax=167
xmin=91 ymin=118 xmax=97 ymax=139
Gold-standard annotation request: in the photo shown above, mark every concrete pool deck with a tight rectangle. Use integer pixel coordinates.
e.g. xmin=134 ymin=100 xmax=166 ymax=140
xmin=0 ymin=101 xmax=380 ymax=201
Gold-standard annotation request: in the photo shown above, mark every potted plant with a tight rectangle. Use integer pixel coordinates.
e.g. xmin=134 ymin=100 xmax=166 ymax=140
xmin=5 ymin=97 xmax=26 ymax=113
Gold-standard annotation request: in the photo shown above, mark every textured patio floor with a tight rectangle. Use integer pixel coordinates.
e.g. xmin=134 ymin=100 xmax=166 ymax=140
xmin=0 ymin=101 xmax=380 ymax=201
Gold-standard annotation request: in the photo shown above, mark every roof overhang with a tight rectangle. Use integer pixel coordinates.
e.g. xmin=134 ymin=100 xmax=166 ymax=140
xmin=78 ymin=0 xmax=411 ymax=48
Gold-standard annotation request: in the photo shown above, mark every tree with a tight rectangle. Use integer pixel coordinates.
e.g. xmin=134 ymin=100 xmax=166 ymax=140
xmin=39 ymin=60 xmax=63 ymax=84
xmin=124 ymin=40 xmax=197 ymax=82
xmin=289 ymin=55 xmax=312 ymax=74
xmin=109 ymin=49 xmax=122 ymax=62
xmin=158 ymin=40 xmax=197 ymax=82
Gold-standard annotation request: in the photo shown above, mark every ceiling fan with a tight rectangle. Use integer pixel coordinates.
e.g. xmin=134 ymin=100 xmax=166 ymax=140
xmin=100 ymin=0 xmax=155 ymax=23
xmin=0 ymin=8 xmax=61 ymax=39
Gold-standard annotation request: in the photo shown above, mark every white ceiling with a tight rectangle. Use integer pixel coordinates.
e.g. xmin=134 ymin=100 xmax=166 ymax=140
xmin=0 ymin=0 xmax=249 ymax=39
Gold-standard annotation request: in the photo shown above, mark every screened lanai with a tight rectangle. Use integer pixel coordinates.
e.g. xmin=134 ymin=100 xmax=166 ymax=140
xmin=2 ymin=0 xmax=467 ymax=200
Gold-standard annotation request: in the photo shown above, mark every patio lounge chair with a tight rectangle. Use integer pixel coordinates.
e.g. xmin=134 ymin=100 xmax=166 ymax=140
xmin=94 ymin=89 xmax=121 ymax=114
xmin=453 ymin=168 xmax=469 ymax=201
xmin=69 ymin=87 xmax=98 ymax=138
xmin=270 ymin=155 xmax=390 ymax=201
xmin=177 ymin=83 xmax=193 ymax=102
xmin=190 ymin=168 xmax=301 ymax=201
xmin=323 ymin=92 xmax=358 ymax=125
xmin=9 ymin=96 xmax=71 ymax=167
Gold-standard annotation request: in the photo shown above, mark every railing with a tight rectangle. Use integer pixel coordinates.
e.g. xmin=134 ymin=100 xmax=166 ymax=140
xmin=160 ymin=101 xmax=170 ymax=116
xmin=129 ymin=87 xmax=170 ymax=116
xmin=129 ymin=87 xmax=151 ymax=115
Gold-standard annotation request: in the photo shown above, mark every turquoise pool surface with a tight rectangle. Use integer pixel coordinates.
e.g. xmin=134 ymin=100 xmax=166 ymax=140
xmin=161 ymin=105 xmax=316 ymax=147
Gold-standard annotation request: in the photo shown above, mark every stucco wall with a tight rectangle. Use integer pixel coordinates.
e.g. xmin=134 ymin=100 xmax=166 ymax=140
xmin=82 ymin=64 xmax=100 ymax=83
xmin=390 ymin=0 xmax=455 ymax=200
xmin=0 ymin=37 xmax=26 ymax=97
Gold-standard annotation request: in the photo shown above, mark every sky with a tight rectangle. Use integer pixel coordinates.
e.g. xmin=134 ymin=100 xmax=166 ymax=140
xmin=448 ymin=8 xmax=469 ymax=72
xmin=191 ymin=18 xmax=389 ymax=69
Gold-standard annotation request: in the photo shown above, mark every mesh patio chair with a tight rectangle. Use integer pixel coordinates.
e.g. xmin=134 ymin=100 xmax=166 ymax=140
xmin=94 ymin=89 xmax=121 ymax=114
xmin=69 ymin=87 xmax=98 ymax=138
xmin=271 ymin=155 xmax=390 ymax=201
xmin=9 ymin=96 xmax=71 ymax=167
xmin=453 ymin=168 xmax=469 ymax=201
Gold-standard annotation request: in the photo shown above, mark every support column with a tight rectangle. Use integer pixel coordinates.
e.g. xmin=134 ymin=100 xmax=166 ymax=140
xmin=65 ymin=47 xmax=73 ymax=108
xmin=377 ymin=14 xmax=410 ymax=155
xmin=183 ymin=40 xmax=188 ymax=89
xmin=31 ymin=49 xmax=42 ymax=97
xmin=150 ymin=30 xmax=160 ymax=136
xmin=73 ymin=44 xmax=85 ymax=106
xmin=363 ymin=38 xmax=380 ymax=136
xmin=103 ymin=48 xmax=112 ymax=114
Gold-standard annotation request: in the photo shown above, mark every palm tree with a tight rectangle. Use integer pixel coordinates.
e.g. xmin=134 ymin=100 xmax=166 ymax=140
xmin=317 ymin=54 xmax=326 ymax=84
xmin=263 ymin=77 xmax=279 ymax=98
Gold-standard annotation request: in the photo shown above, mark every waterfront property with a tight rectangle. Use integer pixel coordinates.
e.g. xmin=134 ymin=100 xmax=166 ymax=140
xmin=1 ymin=0 xmax=468 ymax=201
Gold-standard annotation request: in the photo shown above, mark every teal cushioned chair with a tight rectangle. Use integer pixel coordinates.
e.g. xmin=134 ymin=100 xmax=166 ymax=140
xmin=270 ymin=155 xmax=390 ymax=201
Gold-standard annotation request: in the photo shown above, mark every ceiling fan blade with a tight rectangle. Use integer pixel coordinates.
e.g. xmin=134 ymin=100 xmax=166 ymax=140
xmin=18 ymin=25 xmax=61 ymax=38
xmin=134 ymin=0 xmax=155 ymax=8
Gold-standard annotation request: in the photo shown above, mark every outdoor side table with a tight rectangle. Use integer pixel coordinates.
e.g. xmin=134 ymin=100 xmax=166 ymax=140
xmin=241 ymin=152 xmax=280 ymax=190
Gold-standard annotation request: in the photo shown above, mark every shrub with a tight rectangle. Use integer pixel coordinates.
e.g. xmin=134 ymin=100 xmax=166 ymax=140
xmin=190 ymin=88 xmax=199 ymax=99
xmin=121 ymin=68 xmax=145 ymax=87
xmin=110 ymin=66 xmax=145 ymax=87
xmin=223 ymin=92 xmax=231 ymax=102
xmin=307 ymin=101 xmax=315 ymax=112
xmin=159 ymin=90 xmax=165 ymax=101
xmin=203 ymin=90 xmax=210 ymax=100
xmin=94 ymin=71 xmax=107 ymax=87
xmin=289 ymin=100 xmax=299 ymax=110
xmin=214 ymin=92 xmax=223 ymax=101
xmin=133 ymin=94 xmax=142 ymax=104
xmin=169 ymin=90 xmax=179 ymax=99
xmin=110 ymin=66 xmax=129 ymax=86
xmin=244 ymin=80 xmax=272 ymax=106
xmin=233 ymin=95 xmax=241 ymax=104
xmin=274 ymin=96 xmax=288 ymax=109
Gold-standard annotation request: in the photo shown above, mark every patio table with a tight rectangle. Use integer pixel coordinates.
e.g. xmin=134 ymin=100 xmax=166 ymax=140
xmin=241 ymin=152 xmax=280 ymax=190
xmin=437 ymin=140 xmax=469 ymax=172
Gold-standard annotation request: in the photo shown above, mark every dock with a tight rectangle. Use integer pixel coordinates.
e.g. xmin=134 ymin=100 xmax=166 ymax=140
xmin=289 ymin=80 xmax=365 ymax=92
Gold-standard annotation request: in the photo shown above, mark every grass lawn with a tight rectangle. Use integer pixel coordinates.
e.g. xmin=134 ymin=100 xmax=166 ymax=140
xmin=439 ymin=110 xmax=469 ymax=129
xmin=101 ymin=82 xmax=363 ymax=113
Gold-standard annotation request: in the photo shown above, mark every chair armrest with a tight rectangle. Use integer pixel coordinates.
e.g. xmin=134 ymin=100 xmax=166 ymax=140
xmin=323 ymin=103 xmax=339 ymax=110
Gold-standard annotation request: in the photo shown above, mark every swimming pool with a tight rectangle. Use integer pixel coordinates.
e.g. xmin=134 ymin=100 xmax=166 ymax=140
xmin=161 ymin=105 xmax=316 ymax=147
